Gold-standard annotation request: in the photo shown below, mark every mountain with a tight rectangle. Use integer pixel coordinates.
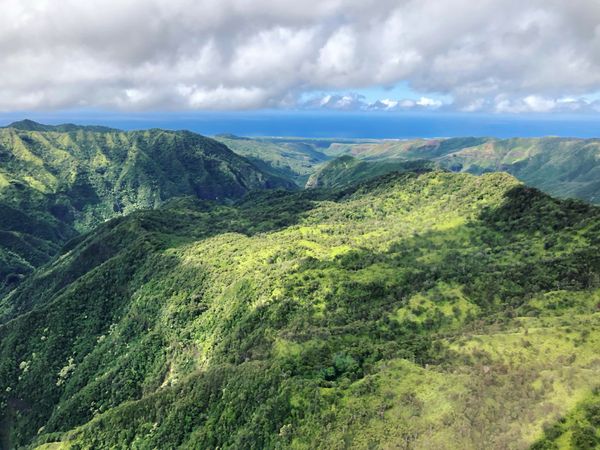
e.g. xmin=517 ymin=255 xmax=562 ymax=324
xmin=213 ymin=135 xmax=334 ymax=186
xmin=0 ymin=122 xmax=293 ymax=292
xmin=5 ymin=119 xmax=118 ymax=133
xmin=214 ymin=135 xmax=600 ymax=204
xmin=436 ymin=138 xmax=600 ymax=203
xmin=329 ymin=137 xmax=600 ymax=204
xmin=1 ymin=170 xmax=599 ymax=449
xmin=305 ymin=155 xmax=436 ymax=189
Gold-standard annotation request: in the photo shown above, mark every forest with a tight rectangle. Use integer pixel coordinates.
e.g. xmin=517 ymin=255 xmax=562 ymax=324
xmin=0 ymin=155 xmax=598 ymax=448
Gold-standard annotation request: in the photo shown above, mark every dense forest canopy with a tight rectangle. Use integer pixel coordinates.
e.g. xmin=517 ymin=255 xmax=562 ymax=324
xmin=0 ymin=165 xmax=598 ymax=448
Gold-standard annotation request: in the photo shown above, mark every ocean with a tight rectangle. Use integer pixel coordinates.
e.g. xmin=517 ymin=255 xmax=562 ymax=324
xmin=2 ymin=110 xmax=600 ymax=139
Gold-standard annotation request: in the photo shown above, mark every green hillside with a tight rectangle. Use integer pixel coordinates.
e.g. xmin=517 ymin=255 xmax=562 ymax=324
xmin=1 ymin=170 xmax=599 ymax=449
xmin=435 ymin=138 xmax=600 ymax=204
xmin=305 ymin=155 xmax=437 ymax=189
xmin=327 ymin=137 xmax=600 ymax=204
xmin=213 ymin=135 xmax=600 ymax=204
xmin=328 ymin=137 xmax=488 ymax=161
xmin=213 ymin=134 xmax=600 ymax=204
xmin=4 ymin=119 xmax=118 ymax=133
xmin=213 ymin=135 xmax=334 ymax=186
xmin=0 ymin=123 xmax=292 ymax=292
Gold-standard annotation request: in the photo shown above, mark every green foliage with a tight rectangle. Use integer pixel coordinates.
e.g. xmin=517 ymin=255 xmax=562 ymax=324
xmin=0 ymin=122 xmax=292 ymax=292
xmin=305 ymin=155 xmax=436 ymax=189
xmin=532 ymin=391 xmax=600 ymax=449
xmin=214 ymin=134 xmax=333 ymax=186
xmin=327 ymin=136 xmax=600 ymax=204
xmin=0 ymin=169 xmax=599 ymax=449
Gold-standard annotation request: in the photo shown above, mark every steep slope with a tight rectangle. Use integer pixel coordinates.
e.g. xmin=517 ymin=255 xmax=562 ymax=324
xmin=331 ymin=137 xmax=600 ymax=204
xmin=1 ymin=171 xmax=599 ymax=449
xmin=214 ymin=135 xmax=333 ymax=186
xmin=0 ymin=123 xmax=292 ymax=292
xmin=305 ymin=155 xmax=436 ymax=189
xmin=435 ymin=138 xmax=600 ymax=203
xmin=328 ymin=137 xmax=487 ymax=161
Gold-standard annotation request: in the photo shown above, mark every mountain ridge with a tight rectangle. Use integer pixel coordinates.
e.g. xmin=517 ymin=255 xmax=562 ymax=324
xmin=0 ymin=123 xmax=294 ymax=293
xmin=305 ymin=155 xmax=437 ymax=189
xmin=1 ymin=169 xmax=599 ymax=449
xmin=211 ymin=134 xmax=600 ymax=204
xmin=5 ymin=119 xmax=120 ymax=133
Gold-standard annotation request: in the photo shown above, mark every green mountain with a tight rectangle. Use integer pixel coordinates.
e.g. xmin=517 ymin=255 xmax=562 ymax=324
xmin=327 ymin=137 xmax=488 ymax=160
xmin=328 ymin=137 xmax=600 ymax=204
xmin=0 ymin=122 xmax=293 ymax=293
xmin=213 ymin=135 xmax=334 ymax=186
xmin=4 ymin=120 xmax=118 ymax=133
xmin=305 ymin=155 xmax=436 ymax=189
xmin=436 ymin=138 xmax=600 ymax=203
xmin=214 ymin=135 xmax=600 ymax=204
xmin=1 ymin=170 xmax=599 ymax=449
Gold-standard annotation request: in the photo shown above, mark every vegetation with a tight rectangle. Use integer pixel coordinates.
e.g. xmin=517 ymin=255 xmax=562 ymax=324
xmin=305 ymin=155 xmax=436 ymax=189
xmin=532 ymin=389 xmax=600 ymax=449
xmin=327 ymin=137 xmax=600 ymax=204
xmin=0 ymin=169 xmax=599 ymax=449
xmin=213 ymin=135 xmax=336 ymax=186
xmin=0 ymin=122 xmax=292 ymax=292
xmin=212 ymin=135 xmax=600 ymax=204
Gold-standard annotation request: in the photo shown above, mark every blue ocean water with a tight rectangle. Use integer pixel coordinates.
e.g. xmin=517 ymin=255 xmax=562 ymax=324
xmin=2 ymin=110 xmax=600 ymax=139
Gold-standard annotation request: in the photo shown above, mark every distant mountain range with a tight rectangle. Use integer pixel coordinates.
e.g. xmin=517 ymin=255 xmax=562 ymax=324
xmin=216 ymin=134 xmax=600 ymax=204
xmin=213 ymin=134 xmax=338 ymax=185
xmin=4 ymin=118 xmax=119 ymax=133
xmin=305 ymin=155 xmax=436 ymax=189
xmin=332 ymin=137 xmax=600 ymax=204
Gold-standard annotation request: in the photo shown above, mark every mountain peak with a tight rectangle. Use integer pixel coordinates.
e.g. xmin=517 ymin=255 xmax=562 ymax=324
xmin=6 ymin=119 xmax=48 ymax=131
xmin=5 ymin=119 xmax=119 ymax=132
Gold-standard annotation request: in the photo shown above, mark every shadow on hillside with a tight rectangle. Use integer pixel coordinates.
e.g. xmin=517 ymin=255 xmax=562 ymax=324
xmin=478 ymin=184 xmax=597 ymax=234
xmin=275 ymin=183 xmax=600 ymax=344
xmin=3 ymin=177 xmax=600 ymax=448
xmin=0 ymin=188 xmax=340 ymax=324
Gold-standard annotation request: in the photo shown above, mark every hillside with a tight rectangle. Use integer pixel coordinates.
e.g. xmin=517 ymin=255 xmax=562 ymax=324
xmin=305 ymin=155 xmax=436 ymax=189
xmin=0 ymin=122 xmax=292 ymax=293
xmin=329 ymin=137 xmax=600 ymax=204
xmin=1 ymin=170 xmax=599 ymax=449
xmin=213 ymin=135 xmax=600 ymax=204
xmin=213 ymin=135 xmax=335 ymax=186
xmin=327 ymin=137 xmax=488 ymax=160
xmin=4 ymin=119 xmax=118 ymax=133
xmin=436 ymin=138 xmax=600 ymax=203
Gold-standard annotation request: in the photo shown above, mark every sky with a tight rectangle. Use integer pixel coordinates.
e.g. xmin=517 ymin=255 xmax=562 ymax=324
xmin=2 ymin=0 xmax=600 ymax=136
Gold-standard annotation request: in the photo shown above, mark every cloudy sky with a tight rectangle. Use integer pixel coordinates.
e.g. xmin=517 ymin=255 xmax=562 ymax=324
xmin=2 ymin=0 xmax=600 ymax=114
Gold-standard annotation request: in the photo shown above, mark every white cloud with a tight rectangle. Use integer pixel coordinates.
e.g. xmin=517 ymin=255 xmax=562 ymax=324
xmin=1 ymin=0 xmax=600 ymax=112
xmin=302 ymin=93 xmax=445 ymax=111
xmin=380 ymin=99 xmax=399 ymax=109
xmin=416 ymin=97 xmax=443 ymax=108
xmin=304 ymin=93 xmax=366 ymax=110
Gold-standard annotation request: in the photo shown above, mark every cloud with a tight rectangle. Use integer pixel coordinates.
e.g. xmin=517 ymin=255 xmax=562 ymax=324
xmin=415 ymin=97 xmax=443 ymax=108
xmin=487 ymin=94 xmax=600 ymax=114
xmin=300 ymin=93 xmax=445 ymax=111
xmin=302 ymin=93 xmax=366 ymax=110
xmin=1 ymin=0 xmax=600 ymax=112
